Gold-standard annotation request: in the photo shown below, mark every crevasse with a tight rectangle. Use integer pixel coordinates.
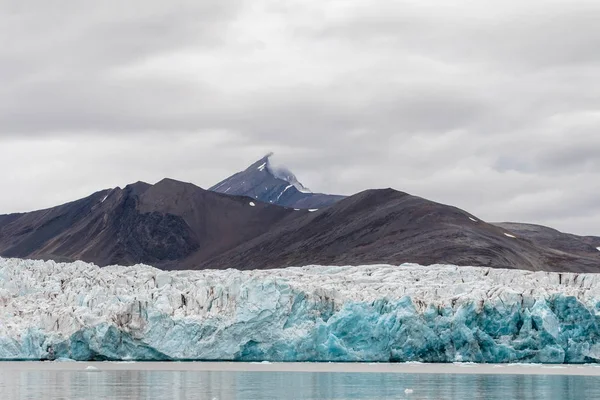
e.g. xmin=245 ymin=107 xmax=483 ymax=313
xmin=1 ymin=258 xmax=600 ymax=363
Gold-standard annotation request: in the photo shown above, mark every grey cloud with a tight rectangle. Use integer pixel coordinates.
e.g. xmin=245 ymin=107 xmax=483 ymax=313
xmin=307 ymin=1 xmax=600 ymax=70
xmin=0 ymin=0 xmax=243 ymax=134
xmin=492 ymin=157 xmax=533 ymax=174
xmin=536 ymin=142 xmax=600 ymax=173
xmin=0 ymin=0 xmax=598 ymax=236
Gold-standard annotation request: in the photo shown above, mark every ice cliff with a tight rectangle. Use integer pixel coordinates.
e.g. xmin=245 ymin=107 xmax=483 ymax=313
xmin=1 ymin=257 xmax=600 ymax=363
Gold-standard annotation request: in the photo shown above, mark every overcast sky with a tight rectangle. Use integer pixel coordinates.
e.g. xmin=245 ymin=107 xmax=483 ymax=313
xmin=1 ymin=0 xmax=599 ymax=235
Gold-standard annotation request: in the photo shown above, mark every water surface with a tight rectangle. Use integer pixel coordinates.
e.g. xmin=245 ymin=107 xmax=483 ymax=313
xmin=1 ymin=362 xmax=599 ymax=399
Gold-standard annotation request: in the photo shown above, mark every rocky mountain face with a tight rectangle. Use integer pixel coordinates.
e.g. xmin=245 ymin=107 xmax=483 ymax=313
xmin=0 ymin=156 xmax=598 ymax=272
xmin=198 ymin=188 xmax=600 ymax=272
xmin=0 ymin=179 xmax=293 ymax=268
xmin=493 ymin=222 xmax=600 ymax=259
xmin=210 ymin=154 xmax=345 ymax=209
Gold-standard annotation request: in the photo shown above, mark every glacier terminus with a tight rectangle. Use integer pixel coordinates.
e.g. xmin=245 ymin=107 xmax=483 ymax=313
xmin=1 ymin=258 xmax=600 ymax=363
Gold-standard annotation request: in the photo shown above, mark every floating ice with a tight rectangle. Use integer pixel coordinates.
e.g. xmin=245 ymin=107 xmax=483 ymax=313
xmin=2 ymin=258 xmax=600 ymax=363
xmin=504 ymin=233 xmax=517 ymax=238
xmin=249 ymin=202 xmax=256 ymax=207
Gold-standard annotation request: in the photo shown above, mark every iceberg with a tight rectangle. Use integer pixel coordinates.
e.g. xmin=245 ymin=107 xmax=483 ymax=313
xmin=1 ymin=257 xmax=600 ymax=363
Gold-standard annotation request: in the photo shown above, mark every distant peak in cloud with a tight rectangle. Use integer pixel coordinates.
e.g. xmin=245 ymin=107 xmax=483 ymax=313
xmin=263 ymin=153 xmax=312 ymax=194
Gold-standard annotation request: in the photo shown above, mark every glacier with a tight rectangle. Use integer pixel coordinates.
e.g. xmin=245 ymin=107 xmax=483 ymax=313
xmin=1 ymin=258 xmax=600 ymax=363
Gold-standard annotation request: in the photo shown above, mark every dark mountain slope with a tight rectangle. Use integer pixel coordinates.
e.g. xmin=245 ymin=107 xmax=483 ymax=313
xmin=210 ymin=154 xmax=345 ymax=209
xmin=1 ymin=181 xmax=598 ymax=272
xmin=136 ymin=178 xmax=297 ymax=268
xmin=0 ymin=179 xmax=294 ymax=268
xmin=200 ymin=189 xmax=600 ymax=272
xmin=0 ymin=214 xmax=23 ymax=227
xmin=494 ymin=222 xmax=600 ymax=258
xmin=0 ymin=188 xmax=114 ymax=259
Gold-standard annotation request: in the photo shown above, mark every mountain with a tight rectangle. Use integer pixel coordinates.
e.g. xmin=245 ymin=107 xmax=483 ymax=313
xmin=210 ymin=154 xmax=345 ymax=209
xmin=1 ymin=177 xmax=598 ymax=272
xmin=0 ymin=179 xmax=294 ymax=268
xmin=199 ymin=188 xmax=600 ymax=272
xmin=209 ymin=154 xmax=600 ymax=269
xmin=493 ymin=222 xmax=600 ymax=258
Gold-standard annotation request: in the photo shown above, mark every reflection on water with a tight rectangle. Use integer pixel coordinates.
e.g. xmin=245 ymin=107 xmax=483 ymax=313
xmin=0 ymin=368 xmax=599 ymax=399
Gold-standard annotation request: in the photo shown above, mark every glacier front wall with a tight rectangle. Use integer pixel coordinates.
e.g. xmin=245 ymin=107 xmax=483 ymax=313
xmin=1 ymin=258 xmax=600 ymax=363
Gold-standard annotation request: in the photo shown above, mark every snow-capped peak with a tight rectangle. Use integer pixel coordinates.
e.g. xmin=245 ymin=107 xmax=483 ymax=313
xmin=264 ymin=154 xmax=312 ymax=194
xmin=210 ymin=152 xmax=343 ymax=209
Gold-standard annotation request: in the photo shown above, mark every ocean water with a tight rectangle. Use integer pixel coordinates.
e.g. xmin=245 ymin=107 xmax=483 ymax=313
xmin=1 ymin=363 xmax=600 ymax=400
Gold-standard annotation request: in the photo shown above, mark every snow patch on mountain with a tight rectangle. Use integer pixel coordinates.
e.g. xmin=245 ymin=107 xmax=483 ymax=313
xmin=2 ymin=258 xmax=600 ymax=363
xmin=276 ymin=185 xmax=294 ymax=202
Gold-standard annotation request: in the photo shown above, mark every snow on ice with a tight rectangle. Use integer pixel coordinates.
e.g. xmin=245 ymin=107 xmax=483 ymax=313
xmin=1 ymin=258 xmax=600 ymax=363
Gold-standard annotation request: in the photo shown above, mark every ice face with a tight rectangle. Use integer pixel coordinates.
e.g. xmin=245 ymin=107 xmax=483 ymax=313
xmin=1 ymin=258 xmax=600 ymax=363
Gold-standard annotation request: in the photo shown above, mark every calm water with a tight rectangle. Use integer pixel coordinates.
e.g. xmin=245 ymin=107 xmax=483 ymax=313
xmin=1 ymin=364 xmax=600 ymax=400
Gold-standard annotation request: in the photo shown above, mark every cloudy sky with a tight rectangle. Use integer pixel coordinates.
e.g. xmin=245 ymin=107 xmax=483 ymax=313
xmin=1 ymin=0 xmax=599 ymax=235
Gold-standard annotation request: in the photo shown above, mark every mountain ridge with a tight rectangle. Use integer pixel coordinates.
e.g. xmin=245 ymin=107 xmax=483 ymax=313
xmin=198 ymin=188 xmax=600 ymax=272
xmin=0 ymin=156 xmax=598 ymax=272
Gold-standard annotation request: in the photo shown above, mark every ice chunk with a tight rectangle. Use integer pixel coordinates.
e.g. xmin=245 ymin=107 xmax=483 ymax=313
xmin=504 ymin=233 xmax=516 ymax=238
xmin=1 ymin=258 xmax=600 ymax=363
xmin=249 ymin=202 xmax=256 ymax=207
